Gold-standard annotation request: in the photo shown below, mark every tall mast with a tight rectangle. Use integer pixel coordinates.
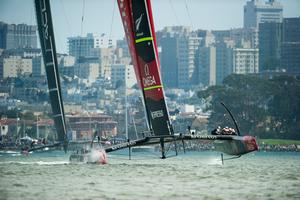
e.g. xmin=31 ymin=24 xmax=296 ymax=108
xmin=117 ymin=0 xmax=172 ymax=136
xmin=125 ymin=83 xmax=128 ymax=139
xmin=34 ymin=0 xmax=68 ymax=150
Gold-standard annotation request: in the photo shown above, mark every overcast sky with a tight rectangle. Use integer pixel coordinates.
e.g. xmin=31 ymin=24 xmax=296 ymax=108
xmin=0 ymin=0 xmax=299 ymax=53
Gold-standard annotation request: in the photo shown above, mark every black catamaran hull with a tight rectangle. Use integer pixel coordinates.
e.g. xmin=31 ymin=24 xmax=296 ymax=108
xmin=34 ymin=0 xmax=67 ymax=150
xmin=213 ymin=135 xmax=258 ymax=156
xmin=104 ymin=134 xmax=258 ymax=156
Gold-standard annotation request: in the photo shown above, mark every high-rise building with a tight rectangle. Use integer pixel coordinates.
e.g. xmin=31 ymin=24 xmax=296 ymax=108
xmin=2 ymin=56 xmax=32 ymax=78
xmin=244 ymin=0 xmax=283 ymax=29
xmin=68 ymin=33 xmax=116 ymax=60
xmin=98 ymin=48 xmax=115 ymax=78
xmin=159 ymin=36 xmax=178 ymax=88
xmin=158 ymin=26 xmax=200 ymax=89
xmin=281 ymin=17 xmax=300 ymax=73
xmin=233 ymin=48 xmax=259 ymax=74
xmin=259 ymin=22 xmax=282 ymax=71
xmin=213 ymin=28 xmax=258 ymax=49
xmin=0 ymin=22 xmax=7 ymax=49
xmin=196 ymin=46 xmax=216 ymax=86
xmin=32 ymin=56 xmax=45 ymax=77
xmin=177 ymin=36 xmax=200 ymax=88
xmin=196 ymin=30 xmax=215 ymax=47
xmin=230 ymin=28 xmax=259 ymax=48
xmin=215 ymin=41 xmax=234 ymax=84
xmin=110 ymin=64 xmax=136 ymax=89
xmin=212 ymin=30 xmax=230 ymax=43
xmin=68 ymin=33 xmax=94 ymax=59
xmin=0 ymin=21 xmax=37 ymax=49
xmin=116 ymin=39 xmax=130 ymax=58
xmin=80 ymin=63 xmax=99 ymax=81
xmin=1 ymin=48 xmax=41 ymax=58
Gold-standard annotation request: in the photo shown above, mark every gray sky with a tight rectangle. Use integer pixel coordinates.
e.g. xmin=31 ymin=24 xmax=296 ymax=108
xmin=0 ymin=0 xmax=299 ymax=53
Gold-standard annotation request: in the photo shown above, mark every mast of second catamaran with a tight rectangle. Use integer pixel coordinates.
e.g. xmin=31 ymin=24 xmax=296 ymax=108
xmin=34 ymin=0 xmax=68 ymax=151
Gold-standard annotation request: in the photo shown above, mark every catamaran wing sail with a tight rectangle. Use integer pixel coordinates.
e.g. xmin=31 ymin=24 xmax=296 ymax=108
xmin=117 ymin=0 xmax=172 ymax=136
xmin=34 ymin=0 xmax=68 ymax=150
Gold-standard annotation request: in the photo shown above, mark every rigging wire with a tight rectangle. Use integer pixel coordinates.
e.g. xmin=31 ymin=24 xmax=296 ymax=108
xmin=59 ymin=0 xmax=72 ymax=37
xmin=169 ymin=0 xmax=181 ymax=26
xmin=30 ymin=0 xmax=34 ymax=25
xmin=80 ymin=0 xmax=86 ymax=37
xmin=184 ymin=0 xmax=194 ymax=30
xmin=100 ymin=0 xmax=116 ymax=80
xmin=109 ymin=0 xmax=116 ymax=42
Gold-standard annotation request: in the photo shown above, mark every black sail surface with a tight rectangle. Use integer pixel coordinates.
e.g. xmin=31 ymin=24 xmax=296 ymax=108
xmin=34 ymin=0 xmax=67 ymax=146
xmin=131 ymin=0 xmax=172 ymax=136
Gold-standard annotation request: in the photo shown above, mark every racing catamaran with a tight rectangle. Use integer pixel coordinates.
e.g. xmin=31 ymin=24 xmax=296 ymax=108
xmin=103 ymin=0 xmax=258 ymax=160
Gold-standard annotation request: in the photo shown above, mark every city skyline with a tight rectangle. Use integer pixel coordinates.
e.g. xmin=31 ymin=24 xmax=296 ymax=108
xmin=0 ymin=0 xmax=299 ymax=53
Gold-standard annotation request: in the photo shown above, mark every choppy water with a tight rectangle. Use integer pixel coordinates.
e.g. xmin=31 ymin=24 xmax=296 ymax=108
xmin=0 ymin=150 xmax=300 ymax=200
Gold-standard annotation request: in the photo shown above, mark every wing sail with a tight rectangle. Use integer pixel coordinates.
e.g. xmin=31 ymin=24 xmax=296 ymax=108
xmin=117 ymin=0 xmax=172 ymax=136
xmin=34 ymin=0 xmax=67 ymax=146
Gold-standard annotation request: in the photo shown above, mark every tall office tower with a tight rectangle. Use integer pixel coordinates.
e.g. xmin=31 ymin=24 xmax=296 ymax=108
xmin=211 ymin=30 xmax=230 ymax=43
xmin=196 ymin=46 xmax=216 ymax=87
xmin=215 ymin=41 xmax=234 ymax=85
xmin=68 ymin=33 xmax=95 ymax=59
xmin=0 ymin=21 xmax=37 ymax=49
xmin=244 ymin=0 xmax=283 ymax=29
xmin=158 ymin=26 xmax=200 ymax=89
xmin=230 ymin=28 xmax=259 ymax=48
xmin=32 ymin=56 xmax=45 ymax=77
xmin=0 ymin=22 xmax=6 ymax=49
xmin=259 ymin=22 xmax=282 ymax=71
xmin=116 ymin=39 xmax=130 ymax=58
xmin=281 ymin=17 xmax=300 ymax=73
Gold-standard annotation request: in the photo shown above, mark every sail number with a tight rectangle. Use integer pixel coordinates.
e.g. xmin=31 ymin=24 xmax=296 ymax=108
xmin=41 ymin=0 xmax=49 ymax=40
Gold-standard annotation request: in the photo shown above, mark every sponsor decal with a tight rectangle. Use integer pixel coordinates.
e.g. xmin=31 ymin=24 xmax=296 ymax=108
xmin=111 ymin=141 xmax=136 ymax=150
xmin=151 ymin=110 xmax=164 ymax=119
xmin=135 ymin=13 xmax=144 ymax=32
xmin=135 ymin=13 xmax=144 ymax=37
xmin=143 ymin=64 xmax=157 ymax=87
xmin=143 ymin=76 xmax=156 ymax=87
xmin=190 ymin=135 xmax=217 ymax=140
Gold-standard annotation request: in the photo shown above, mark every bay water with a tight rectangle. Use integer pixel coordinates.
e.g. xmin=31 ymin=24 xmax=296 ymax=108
xmin=1 ymin=150 xmax=300 ymax=200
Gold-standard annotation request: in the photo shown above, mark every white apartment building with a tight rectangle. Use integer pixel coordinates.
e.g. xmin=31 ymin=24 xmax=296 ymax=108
xmin=233 ymin=48 xmax=259 ymax=74
xmin=3 ymin=56 xmax=32 ymax=78
xmin=110 ymin=64 xmax=137 ymax=89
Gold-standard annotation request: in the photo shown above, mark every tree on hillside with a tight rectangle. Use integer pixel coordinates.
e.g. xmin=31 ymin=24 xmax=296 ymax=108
xmin=197 ymin=74 xmax=300 ymax=139
xmin=268 ymin=76 xmax=300 ymax=139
